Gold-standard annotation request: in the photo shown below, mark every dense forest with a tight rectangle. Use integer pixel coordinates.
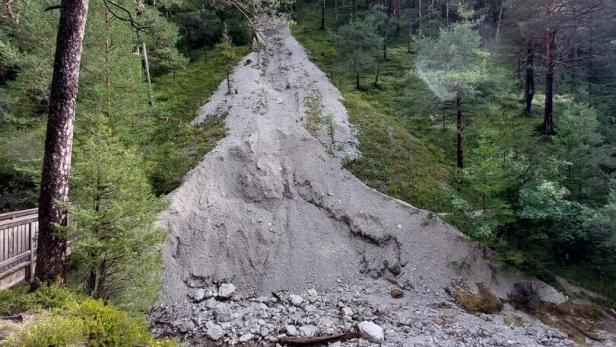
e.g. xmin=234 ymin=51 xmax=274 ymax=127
xmin=290 ymin=0 xmax=616 ymax=300
xmin=0 ymin=0 xmax=615 ymax=345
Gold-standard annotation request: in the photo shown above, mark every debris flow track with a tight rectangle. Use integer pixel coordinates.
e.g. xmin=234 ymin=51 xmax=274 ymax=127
xmin=151 ymin=18 xmax=609 ymax=347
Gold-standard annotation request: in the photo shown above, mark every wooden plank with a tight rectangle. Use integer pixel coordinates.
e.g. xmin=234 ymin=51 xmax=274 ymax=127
xmin=0 ymin=228 xmax=4 ymax=261
xmin=0 ymin=260 xmax=30 ymax=281
xmin=0 ymin=208 xmax=37 ymax=222
xmin=0 ymin=251 xmax=31 ymax=272
xmin=0 ymin=217 xmax=39 ymax=230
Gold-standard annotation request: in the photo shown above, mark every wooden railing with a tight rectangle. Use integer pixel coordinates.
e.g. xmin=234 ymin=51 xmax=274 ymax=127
xmin=0 ymin=208 xmax=38 ymax=290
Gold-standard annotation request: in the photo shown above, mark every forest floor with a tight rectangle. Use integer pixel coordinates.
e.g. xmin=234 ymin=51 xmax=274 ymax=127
xmin=150 ymin=17 xmax=615 ymax=347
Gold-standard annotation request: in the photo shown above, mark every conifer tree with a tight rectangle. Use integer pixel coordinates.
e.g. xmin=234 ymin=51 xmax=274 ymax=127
xmin=218 ymin=26 xmax=236 ymax=94
xmin=335 ymin=17 xmax=381 ymax=89
xmin=414 ymin=6 xmax=487 ymax=169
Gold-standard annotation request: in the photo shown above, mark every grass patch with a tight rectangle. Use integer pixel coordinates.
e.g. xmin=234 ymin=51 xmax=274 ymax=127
xmin=147 ymin=46 xmax=250 ymax=194
xmin=292 ymin=5 xmax=452 ymax=211
xmin=0 ymin=286 xmax=177 ymax=346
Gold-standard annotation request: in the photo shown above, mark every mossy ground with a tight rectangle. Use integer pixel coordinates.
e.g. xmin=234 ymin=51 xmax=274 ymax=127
xmin=146 ymin=45 xmax=250 ymax=195
xmin=290 ymin=2 xmax=616 ymax=304
xmin=0 ymin=285 xmax=178 ymax=346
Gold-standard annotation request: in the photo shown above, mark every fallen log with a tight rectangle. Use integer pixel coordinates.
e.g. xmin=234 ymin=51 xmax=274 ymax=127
xmin=0 ymin=314 xmax=23 ymax=322
xmin=278 ymin=332 xmax=359 ymax=345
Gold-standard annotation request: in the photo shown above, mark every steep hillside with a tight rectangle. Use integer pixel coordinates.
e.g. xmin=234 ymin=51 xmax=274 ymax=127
xmin=150 ymin=16 xmax=613 ymax=346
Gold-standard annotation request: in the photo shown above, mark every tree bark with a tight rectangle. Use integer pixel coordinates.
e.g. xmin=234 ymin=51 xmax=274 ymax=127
xmin=456 ymin=91 xmax=464 ymax=169
xmin=524 ymin=40 xmax=535 ymax=114
xmin=35 ymin=0 xmax=89 ymax=287
xmin=495 ymin=1 xmax=503 ymax=41
xmin=142 ymin=42 xmax=154 ymax=107
xmin=226 ymin=67 xmax=231 ymax=94
xmin=418 ymin=0 xmax=422 ymax=36
xmin=335 ymin=0 xmax=339 ymax=25
xmin=320 ymin=0 xmax=325 ymax=30
xmin=543 ymin=28 xmax=556 ymax=135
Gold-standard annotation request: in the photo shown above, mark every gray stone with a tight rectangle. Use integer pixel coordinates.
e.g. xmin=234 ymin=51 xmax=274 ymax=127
xmin=290 ymin=294 xmax=304 ymax=306
xmin=358 ymin=321 xmax=384 ymax=343
xmin=218 ymin=283 xmax=236 ymax=298
xmin=239 ymin=333 xmax=254 ymax=342
xmin=177 ymin=320 xmax=195 ymax=333
xmin=285 ymin=325 xmax=299 ymax=336
xmin=215 ymin=304 xmax=233 ymax=322
xmin=299 ymin=325 xmax=318 ymax=337
xmin=206 ymin=324 xmax=225 ymax=341
xmin=188 ymin=288 xmax=206 ymax=302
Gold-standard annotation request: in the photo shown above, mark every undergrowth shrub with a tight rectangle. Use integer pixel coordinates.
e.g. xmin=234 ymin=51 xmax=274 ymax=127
xmin=0 ymin=287 xmax=177 ymax=347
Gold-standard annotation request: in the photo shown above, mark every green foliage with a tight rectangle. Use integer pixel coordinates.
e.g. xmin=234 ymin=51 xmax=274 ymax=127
xmin=292 ymin=0 xmax=616 ymax=302
xmin=551 ymin=104 xmax=606 ymax=204
xmin=335 ymin=17 xmax=382 ymax=88
xmin=218 ymin=28 xmax=237 ymax=67
xmin=0 ymin=287 xmax=177 ymax=347
xmin=68 ymin=116 xmax=166 ymax=310
xmin=462 ymin=133 xmax=513 ymax=239
xmin=414 ymin=10 xmax=487 ymax=100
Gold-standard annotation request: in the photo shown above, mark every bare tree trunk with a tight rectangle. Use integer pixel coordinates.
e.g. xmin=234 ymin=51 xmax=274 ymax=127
xmin=374 ymin=60 xmax=380 ymax=86
xmin=495 ymin=1 xmax=503 ymax=41
xmin=320 ymin=0 xmax=325 ymax=30
xmin=524 ymin=40 xmax=535 ymax=114
xmin=587 ymin=24 xmax=593 ymax=101
xmin=35 ymin=0 xmax=89 ymax=288
xmin=543 ymin=28 xmax=556 ymax=135
xmin=407 ymin=11 xmax=412 ymax=53
xmin=456 ymin=91 xmax=464 ymax=169
xmin=226 ymin=67 xmax=231 ymax=94
xmin=142 ymin=42 xmax=154 ymax=107
xmin=418 ymin=0 xmax=422 ymax=36
xmin=335 ymin=0 xmax=339 ymax=25
xmin=445 ymin=1 xmax=449 ymax=26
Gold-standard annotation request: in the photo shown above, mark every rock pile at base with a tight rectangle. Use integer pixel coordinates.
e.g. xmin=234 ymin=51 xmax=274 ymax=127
xmin=151 ymin=278 xmax=589 ymax=346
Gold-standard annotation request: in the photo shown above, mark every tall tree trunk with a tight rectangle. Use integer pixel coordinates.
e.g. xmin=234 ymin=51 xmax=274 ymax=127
xmin=320 ymin=0 xmax=325 ymax=30
xmin=495 ymin=1 xmax=503 ymax=41
xmin=543 ymin=28 xmax=556 ymax=135
xmin=445 ymin=1 xmax=449 ymax=27
xmin=587 ymin=24 xmax=593 ymax=101
xmin=35 ymin=0 xmax=89 ymax=288
xmin=383 ymin=19 xmax=388 ymax=60
xmin=142 ymin=42 xmax=154 ymax=107
xmin=407 ymin=11 xmax=412 ymax=53
xmin=356 ymin=71 xmax=360 ymax=90
xmin=524 ymin=40 xmax=535 ymax=114
xmin=374 ymin=60 xmax=380 ymax=86
xmin=418 ymin=0 xmax=422 ymax=36
xmin=226 ymin=67 xmax=231 ymax=94
xmin=456 ymin=91 xmax=464 ymax=169
xmin=335 ymin=0 xmax=339 ymax=25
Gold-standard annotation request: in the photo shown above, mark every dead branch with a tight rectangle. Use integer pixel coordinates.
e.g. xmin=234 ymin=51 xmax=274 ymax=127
xmin=278 ymin=332 xmax=360 ymax=345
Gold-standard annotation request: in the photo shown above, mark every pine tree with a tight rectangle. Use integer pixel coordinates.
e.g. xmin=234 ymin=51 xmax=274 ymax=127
xmin=35 ymin=0 xmax=89 ymax=288
xmin=414 ymin=6 xmax=487 ymax=169
xmin=69 ymin=116 xmax=166 ymax=308
xmin=335 ymin=17 xmax=381 ymax=89
xmin=218 ymin=26 xmax=236 ymax=94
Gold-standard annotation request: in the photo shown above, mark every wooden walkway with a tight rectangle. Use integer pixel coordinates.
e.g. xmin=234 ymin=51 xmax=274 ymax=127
xmin=0 ymin=208 xmax=38 ymax=290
